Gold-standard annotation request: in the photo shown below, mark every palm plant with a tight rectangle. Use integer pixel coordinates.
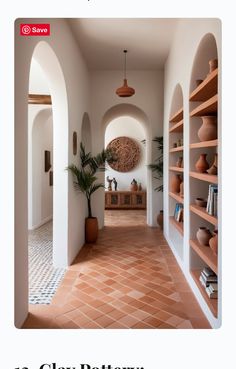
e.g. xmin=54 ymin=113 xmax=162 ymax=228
xmin=67 ymin=143 xmax=115 ymax=218
xmin=149 ymin=136 xmax=163 ymax=192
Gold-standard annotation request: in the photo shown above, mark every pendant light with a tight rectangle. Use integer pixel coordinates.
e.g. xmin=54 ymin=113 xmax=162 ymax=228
xmin=116 ymin=49 xmax=135 ymax=97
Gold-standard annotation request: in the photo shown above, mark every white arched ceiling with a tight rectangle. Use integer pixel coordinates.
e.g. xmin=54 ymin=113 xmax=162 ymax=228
xmin=31 ymin=41 xmax=69 ymax=268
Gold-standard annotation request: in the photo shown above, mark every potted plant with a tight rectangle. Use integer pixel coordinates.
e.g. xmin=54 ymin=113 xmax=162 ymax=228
xmin=67 ymin=143 xmax=115 ymax=243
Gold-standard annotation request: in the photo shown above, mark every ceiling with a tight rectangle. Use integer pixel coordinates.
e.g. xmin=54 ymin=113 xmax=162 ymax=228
xmin=68 ymin=19 xmax=179 ymax=70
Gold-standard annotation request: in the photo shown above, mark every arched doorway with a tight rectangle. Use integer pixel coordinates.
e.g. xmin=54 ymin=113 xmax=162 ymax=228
xmin=101 ymin=103 xmax=158 ymax=227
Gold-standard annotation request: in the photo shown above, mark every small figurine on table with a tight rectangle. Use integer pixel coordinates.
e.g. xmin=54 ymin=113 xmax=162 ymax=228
xmin=113 ymin=177 xmax=118 ymax=191
xmin=106 ymin=176 xmax=113 ymax=191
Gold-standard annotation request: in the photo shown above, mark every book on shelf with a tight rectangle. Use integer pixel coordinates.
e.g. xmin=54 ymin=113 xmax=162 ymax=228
xmin=206 ymin=184 xmax=218 ymax=216
xmin=206 ymin=286 xmax=218 ymax=299
xmin=199 ymin=267 xmax=218 ymax=298
xmin=174 ymin=203 xmax=184 ymax=222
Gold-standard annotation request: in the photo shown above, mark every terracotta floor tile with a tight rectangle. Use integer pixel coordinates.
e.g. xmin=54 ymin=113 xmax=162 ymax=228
xmin=23 ymin=210 xmax=210 ymax=329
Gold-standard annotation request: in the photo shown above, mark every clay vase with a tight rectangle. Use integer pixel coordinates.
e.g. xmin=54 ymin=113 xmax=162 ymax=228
xmin=176 ymin=157 xmax=183 ymax=168
xmin=179 ymin=180 xmax=184 ymax=197
xmin=198 ymin=116 xmax=217 ymax=142
xmin=170 ymin=174 xmax=182 ymax=193
xmin=130 ymin=179 xmax=138 ymax=191
xmin=85 ymin=217 xmax=98 ymax=243
xmin=209 ymin=230 xmax=218 ymax=255
xmin=209 ymin=58 xmax=218 ymax=73
xmin=196 ymin=79 xmax=203 ymax=87
xmin=195 ymin=154 xmax=209 ymax=173
xmin=196 ymin=227 xmax=212 ymax=246
xmin=207 ymin=153 xmax=218 ymax=175
xmin=157 ymin=210 xmax=163 ymax=230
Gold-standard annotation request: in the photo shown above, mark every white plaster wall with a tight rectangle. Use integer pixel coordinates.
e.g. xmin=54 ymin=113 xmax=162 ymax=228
xmin=29 ymin=59 xmax=50 ymax=94
xmin=15 ymin=18 xmax=90 ymax=328
xmin=163 ymin=18 xmax=221 ymax=328
xmin=28 ymin=107 xmax=53 ymax=230
xmin=90 ymin=70 xmax=164 ymax=227
xmin=105 ymin=117 xmax=146 ymax=191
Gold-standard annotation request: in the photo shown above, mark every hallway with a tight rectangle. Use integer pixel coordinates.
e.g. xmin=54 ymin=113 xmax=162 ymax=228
xmin=23 ymin=211 xmax=210 ymax=328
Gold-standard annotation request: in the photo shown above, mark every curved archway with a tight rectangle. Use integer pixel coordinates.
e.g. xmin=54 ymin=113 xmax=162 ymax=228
xmin=31 ymin=41 xmax=69 ymax=268
xmin=101 ymin=103 xmax=157 ymax=226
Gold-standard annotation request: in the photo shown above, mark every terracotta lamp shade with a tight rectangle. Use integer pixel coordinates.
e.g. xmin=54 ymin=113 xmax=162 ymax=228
xmin=116 ymin=50 xmax=135 ymax=97
xmin=116 ymin=79 xmax=135 ymax=97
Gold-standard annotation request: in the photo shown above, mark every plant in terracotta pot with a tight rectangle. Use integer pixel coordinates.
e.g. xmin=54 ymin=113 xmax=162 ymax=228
xmin=67 ymin=143 xmax=115 ymax=243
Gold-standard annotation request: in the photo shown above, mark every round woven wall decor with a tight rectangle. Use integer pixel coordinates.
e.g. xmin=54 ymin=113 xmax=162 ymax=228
xmin=106 ymin=136 xmax=141 ymax=172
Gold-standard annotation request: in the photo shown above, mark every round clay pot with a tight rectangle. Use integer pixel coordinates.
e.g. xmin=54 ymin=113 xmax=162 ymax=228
xmin=130 ymin=183 xmax=138 ymax=191
xmin=209 ymin=58 xmax=218 ymax=73
xmin=85 ymin=217 xmax=98 ymax=243
xmin=196 ymin=227 xmax=212 ymax=246
xmin=195 ymin=197 xmax=207 ymax=207
xmin=179 ymin=181 xmax=184 ymax=197
xmin=196 ymin=79 xmax=203 ymax=87
xmin=170 ymin=174 xmax=182 ymax=193
xmin=195 ymin=154 xmax=209 ymax=173
xmin=207 ymin=153 xmax=218 ymax=175
xmin=209 ymin=230 xmax=218 ymax=255
xmin=198 ymin=116 xmax=217 ymax=142
xmin=176 ymin=157 xmax=183 ymax=168
xmin=157 ymin=210 xmax=163 ymax=230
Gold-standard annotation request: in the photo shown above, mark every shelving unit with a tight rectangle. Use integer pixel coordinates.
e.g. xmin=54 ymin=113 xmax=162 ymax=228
xmin=168 ymin=89 xmax=184 ymax=261
xmin=189 ymin=65 xmax=219 ymax=322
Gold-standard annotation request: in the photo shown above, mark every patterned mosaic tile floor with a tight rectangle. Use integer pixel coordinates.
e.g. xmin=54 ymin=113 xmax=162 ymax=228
xmin=28 ymin=221 xmax=66 ymax=304
xmin=23 ymin=210 xmax=210 ymax=328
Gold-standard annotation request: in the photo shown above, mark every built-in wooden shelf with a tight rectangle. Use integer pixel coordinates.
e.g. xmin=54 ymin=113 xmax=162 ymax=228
xmin=169 ymin=120 xmax=184 ymax=133
xmin=191 ymin=270 xmax=218 ymax=317
xmin=169 ymin=192 xmax=184 ymax=204
xmin=190 ymin=204 xmax=217 ymax=226
xmin=190 ymin=139 xmax=218 ymax=149
xmin=190 ymin=239 xmax=217 ymax=274
xmin=169 ymin=146 xmax=184 ymax=153
xmin=190 ymin=94 xmax=218 ymax=117
xmin=28 ymin=94 xmax=52 ymax=105
xmin=169 ymin=216 xmax=184 ymax=235
xmin=169 ymin=166 xmax=184 ymax=173
xmin=189 ymin=69 xmax=218 ymax=102
xmin=169 ymin=108 xmax=183 ymax=123
xmin=189 ymin=171 xmax=218 ymax=184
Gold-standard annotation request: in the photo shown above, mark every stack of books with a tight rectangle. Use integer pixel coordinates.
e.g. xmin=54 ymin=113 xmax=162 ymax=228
xmin=206 ymin=184 xmax=218 ymax=216
xmin=199 ymin=267 xmax=218 ymax=299
xmin=174 ymin=203 xmax=183 ymax=222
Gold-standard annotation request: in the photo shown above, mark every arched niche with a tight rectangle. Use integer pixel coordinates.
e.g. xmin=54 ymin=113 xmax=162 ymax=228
xmin=169 ymin=84 xmax=183 ymax=119
xmin=81 ymin=112 xmax=92 ymax=153
xmin=190 ymin=33 xmax=218 ymax=93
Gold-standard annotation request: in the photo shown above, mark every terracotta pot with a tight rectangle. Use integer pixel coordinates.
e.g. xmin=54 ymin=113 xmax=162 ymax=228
xmin=195 ymin=197 xmax=207 ymax=207
xmin=209 ymin=58 xmax=218 ymax=73
xmin=130 ymin=179 xmax=138 ymax=191
xmin=170 ymin=174 xmax=182 ymax=193
xmin=85 ymin=217 xmax=98 ymax=243
xmin=209 ymin=230 xmax=218 ymax=255
xmin=196 ymin=227 xmax=212 ymax=246
xmin=196 ymin=79 xmax=203 ymax=87
xmin=179 ymin=180 xmax=184 ymax=197
xmin=157 ymin=210 xmax=163 ymax=230
xmin=195 ymin=154 xmax=209 ymax=173
xmin=138 ymin=183 xmax=142 ymax=191
xmin=176 ymin=157 xmax=183 ymax=168
xmin=198 ymin=116 xmax=217 ymax=142
xmin=207 ymin=153 xmax=218 ymax=175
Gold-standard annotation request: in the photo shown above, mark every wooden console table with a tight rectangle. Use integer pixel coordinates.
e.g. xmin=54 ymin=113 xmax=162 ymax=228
xmin=105 ymin=191 xmax=146 ymax=209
